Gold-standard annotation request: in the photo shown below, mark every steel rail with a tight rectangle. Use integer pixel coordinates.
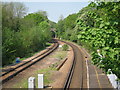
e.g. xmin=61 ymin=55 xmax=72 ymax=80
xmin=63 ymin=42 xmax=76 ymax=89
xmin=58 ymin=39 xmax=113 ymax=89
xmin=58 ymin=40 xmax=85 ymax=89
xmin=1 ymin=43 xmax=55 ymax=77
xmin=1 ymin=40 xmax=59 ymax=84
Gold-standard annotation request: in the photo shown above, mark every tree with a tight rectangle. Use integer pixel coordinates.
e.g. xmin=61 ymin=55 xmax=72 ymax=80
xmin=64 ymin=13 xmax=78 ymax=30
xmin=59 ymin=15 xmax=64 ymax=21
xmin=56 ymin=19 xmax=65 ymax=38
xmin=2 ymin=2 xmax=27 ymax=31
xmin=55 ymin=1 xmax=120 ymax=79
xmin=13 ymin=2 xmax=27 ymax=18
xmin=36 ymin=10 xmax=48 ymax=17
xmin=24 ymin=12 xmax=48 ymax=25
xmin=2 ymin=2 xmax=52 ymax=66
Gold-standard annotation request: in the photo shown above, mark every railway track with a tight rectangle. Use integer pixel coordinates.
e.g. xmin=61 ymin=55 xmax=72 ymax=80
xmin=1 ymin=39 xmax=59 ymax=84
xmin=60 ymin=40 xmax=113 ymax=89
xmin=1 ymin=39 xmax=113 ymax=89
xmin=57 ymin=40 xmax=87 ymax=89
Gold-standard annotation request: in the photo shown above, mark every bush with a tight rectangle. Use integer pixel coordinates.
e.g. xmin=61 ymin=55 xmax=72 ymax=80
xmin=62 ymin=44 xmax=69 ymax=51
xmin=2 ymin=25 xmax=52 ymax=66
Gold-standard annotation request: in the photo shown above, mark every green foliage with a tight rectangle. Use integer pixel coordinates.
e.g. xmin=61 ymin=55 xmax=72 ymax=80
xmin=24 ymin=12 xmax=47 ymax=25
xmin=76 ymin=2 xmax=120 ymax=78
xmin=56 ymin=13 xmax=78 ymax=40
xmin=56 ymin=1 xmax=120 ymax=79
xmin=2 ymin=2 xmax=27 ymax=32
xmin=62 ymin=44 xmax=69 ymax=51
xmin=2 ymin=2 xmax=53 ymax=66
xmin=64 ymin=14 xmax=78 ymax=30
xmin=56 ymin=19 xmax=65 ymax=38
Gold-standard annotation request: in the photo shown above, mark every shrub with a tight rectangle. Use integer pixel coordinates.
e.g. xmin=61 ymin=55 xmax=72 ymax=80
xmin=62 ymin=44 xmax=69 ymax=51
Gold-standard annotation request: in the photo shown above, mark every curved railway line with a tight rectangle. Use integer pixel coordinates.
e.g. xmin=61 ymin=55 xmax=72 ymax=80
xmin=1 ymin=39 xmax=59 ymax=84
xmin=60 ymin=40 xmax=87 ymax=89
xmin=1 ymin=39 xmax=113 ymax=89
xmin=61 ymin=40 xmax=113 ymax=89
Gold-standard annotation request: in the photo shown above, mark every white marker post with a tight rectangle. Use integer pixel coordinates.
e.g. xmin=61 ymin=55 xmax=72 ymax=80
xmin=107 ymin=74 xmax=118 ymax=89
xmin=28 ymin=77 xmax=35 ymax=90
xmin=38 ymin=74 xmax=44 ymax=88
xmin=59 ymin=45 xmax=62 ymax=48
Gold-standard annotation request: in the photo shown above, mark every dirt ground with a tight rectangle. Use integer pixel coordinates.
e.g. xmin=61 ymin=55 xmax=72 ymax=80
xmin=50 ymin=45 xmax=74 ymax=88
xmin=2 ymin=41 xmax=74 ymax=88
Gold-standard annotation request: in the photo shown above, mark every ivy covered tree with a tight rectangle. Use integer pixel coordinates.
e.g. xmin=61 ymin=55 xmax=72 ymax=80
xmin=56 ymin=1 xmax=120 ymax=79
xmin=76 ymin=1 xmax=120 ymax=78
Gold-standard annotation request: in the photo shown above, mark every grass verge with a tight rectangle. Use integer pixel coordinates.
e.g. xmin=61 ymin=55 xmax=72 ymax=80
xmin=12 ymin=44 xmax=68 ymax=88
xmin=13 ymin=66 xmax=56 ymax=88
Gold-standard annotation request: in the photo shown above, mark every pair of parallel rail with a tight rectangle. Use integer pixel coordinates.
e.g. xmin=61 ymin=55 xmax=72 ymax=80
xmin=2 ymin=39 xmax=109 ymax=89
xmin=62 ymin=40 xmax=87 ymax=89
xmin=63 ymin=40 xmax=113 ymax=89
xmin=1 ymin=40 xmax=59 ymax=84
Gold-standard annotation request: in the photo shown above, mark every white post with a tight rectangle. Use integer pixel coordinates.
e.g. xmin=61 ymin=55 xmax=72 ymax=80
xmin=28 ymin=77 xmax=35 ymax=90
xmin=107 ymin=74 xmax=118 ymax=88
xmin=38 ymin=74 xmax=44 ymax=88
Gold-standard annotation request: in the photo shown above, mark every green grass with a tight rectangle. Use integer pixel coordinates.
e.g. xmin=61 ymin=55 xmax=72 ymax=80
xmin=62 ymin=44 xmax=69 ymax=51
xmin=35 ymin=67 xmax=56 ymax=87
xmin=62 ymin=39 xmax=91 ymax=56
xmin=20 ymin=57 xmax=27 ymax=61
xmin=50 ymin=49 xmax=68 ymax=60
xmin=13 ymin=76 xmax=28 ymax=88
xmin=0 ymin=67 xmax=2 ymax=69
xmin=12 ymin=45 xmax=68 ymax=88
xmin=46 ymin=42 xmax=52 ymax=46
xmin=13 ymin=66 xmax=56 ymax=88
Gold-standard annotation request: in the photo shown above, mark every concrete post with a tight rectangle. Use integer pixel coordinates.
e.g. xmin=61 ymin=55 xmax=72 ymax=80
xmin=38 ymin=74 xmax=44 ymax=88
xmin=107 ymin=74 xmax=117 ymax=88
xmin=28 ymin=77 xmax=35 ymax=90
